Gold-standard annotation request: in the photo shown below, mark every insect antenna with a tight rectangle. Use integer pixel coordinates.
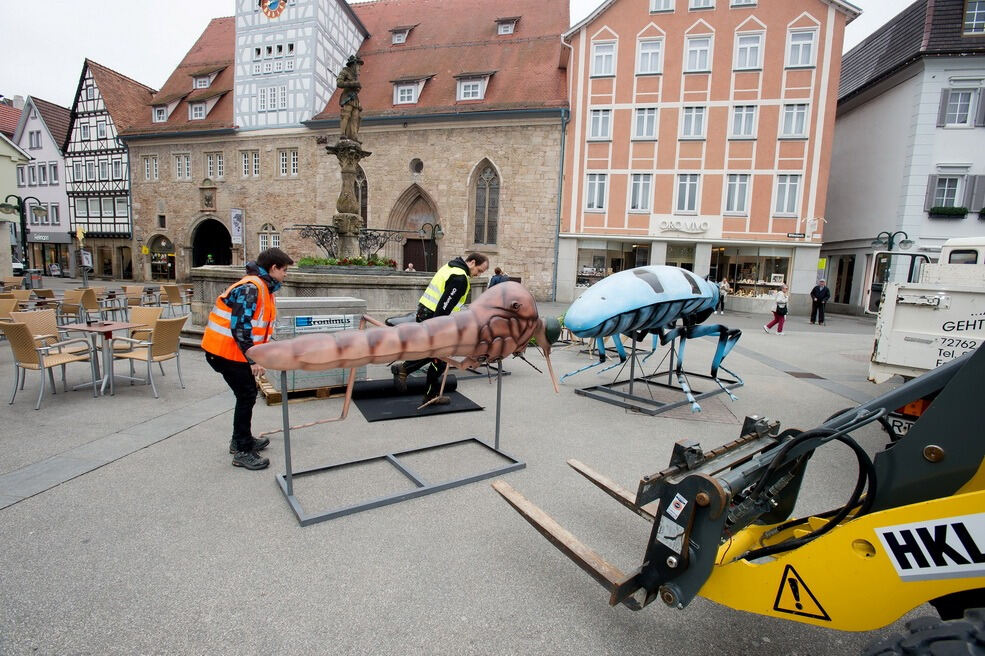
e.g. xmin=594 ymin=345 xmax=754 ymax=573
xmin=514 ymin=353 xmax=543 ymax=374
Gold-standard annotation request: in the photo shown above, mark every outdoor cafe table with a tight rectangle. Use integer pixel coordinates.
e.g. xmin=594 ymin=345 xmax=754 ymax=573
xmin=62 ymin=321 xmax=146 ymax=395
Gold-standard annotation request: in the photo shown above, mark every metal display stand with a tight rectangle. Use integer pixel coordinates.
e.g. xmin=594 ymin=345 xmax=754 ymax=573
xmin=575 ymin=338 xmax=742 ymax=416
xmin=276 ymin=366 xmax=524 ymax=527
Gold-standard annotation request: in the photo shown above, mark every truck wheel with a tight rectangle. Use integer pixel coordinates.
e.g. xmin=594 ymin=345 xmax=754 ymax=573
xmin=862 ymin=608 xmax=985 ymax=655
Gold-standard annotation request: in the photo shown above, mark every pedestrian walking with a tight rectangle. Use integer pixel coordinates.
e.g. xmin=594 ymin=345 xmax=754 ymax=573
xmin=201 ymin=248 xmax=294 ymax=470
xmin=810 ymin=279 xmax=830 ymax=325
xmin=763 ymin=284 xmax=789 ymax=335
xmin=488 ymin=267 xmax=510 ymax=287
xmin=717 ymin=278 xmax=730 ymax=315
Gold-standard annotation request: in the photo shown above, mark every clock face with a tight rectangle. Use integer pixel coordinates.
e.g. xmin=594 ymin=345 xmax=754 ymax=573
xmin=260 ymin=0 xmax=286 ymax=19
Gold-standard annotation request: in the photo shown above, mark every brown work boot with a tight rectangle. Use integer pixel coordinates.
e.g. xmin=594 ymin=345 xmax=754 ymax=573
xmin=391 ymin=363 xmax=408 ymax=392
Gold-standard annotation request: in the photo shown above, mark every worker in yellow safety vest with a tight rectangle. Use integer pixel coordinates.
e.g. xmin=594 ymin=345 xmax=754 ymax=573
xmin=391 ymin=252 xmax=489 ymax=405
xmin=201 ymin=247 xmax=294 ymax=470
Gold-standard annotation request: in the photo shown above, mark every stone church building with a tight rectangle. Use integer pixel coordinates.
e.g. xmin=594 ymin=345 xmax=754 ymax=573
xmin=121 ymin=0 xmax=569 ymax=300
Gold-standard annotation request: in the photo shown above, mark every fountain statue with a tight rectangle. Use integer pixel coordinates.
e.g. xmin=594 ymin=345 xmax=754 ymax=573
xmin=324 ymin=55 xmax=371 ymax=259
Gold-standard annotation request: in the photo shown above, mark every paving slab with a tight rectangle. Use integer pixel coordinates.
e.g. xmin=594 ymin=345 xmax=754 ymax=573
xmin=1 ymin=299 xmax=932 ymax=656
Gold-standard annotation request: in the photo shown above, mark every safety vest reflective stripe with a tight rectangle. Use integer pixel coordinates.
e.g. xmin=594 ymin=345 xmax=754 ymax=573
xmin=201 ymin=275 xmax=277 ymax=362
xmin=418 ymin=263 xmax=469 ymax=313
xmin=205 ymin=321 xmax=268 ymax=343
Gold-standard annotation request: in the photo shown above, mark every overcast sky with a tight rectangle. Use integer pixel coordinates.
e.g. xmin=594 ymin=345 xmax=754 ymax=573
xmin=1 ymin=0 xmax=913 ymax=110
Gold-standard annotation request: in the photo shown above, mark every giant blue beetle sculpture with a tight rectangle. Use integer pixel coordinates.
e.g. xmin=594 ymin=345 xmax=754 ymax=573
xmin=562 ymin=265 xmax=742 ymax=412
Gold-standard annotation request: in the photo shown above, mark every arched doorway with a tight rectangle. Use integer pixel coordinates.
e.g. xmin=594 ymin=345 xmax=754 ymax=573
xmin=388 ymin=184 xmax=439 ymax=271
xmin=149 ymin=235 xmax=175 ymax=280
xmin=192 ymin=217 xmax=232 ymax=267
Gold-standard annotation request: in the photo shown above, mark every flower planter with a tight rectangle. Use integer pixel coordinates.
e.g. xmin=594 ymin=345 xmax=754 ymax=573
xmin=928 ymin=212 xmax=967 ymax=220
xmin=298 ymin=265 xmax=397 ymax=275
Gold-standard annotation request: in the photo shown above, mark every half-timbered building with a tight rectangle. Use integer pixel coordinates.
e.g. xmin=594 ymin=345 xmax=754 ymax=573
xmin=64 ymin=59 xmax=155 ymax=279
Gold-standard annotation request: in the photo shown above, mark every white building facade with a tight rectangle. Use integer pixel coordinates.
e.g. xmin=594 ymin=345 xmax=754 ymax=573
xmin=12 ymin=97 xmax=74 ymax=276
xmin=824 ymin=0 xmax=985 ymax=313
xmin=234 ymin=0 xmax=367 ymax=130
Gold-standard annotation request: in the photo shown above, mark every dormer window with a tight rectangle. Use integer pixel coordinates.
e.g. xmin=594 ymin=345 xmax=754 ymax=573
xmin=189 ymin=102 xmax=206 ymax=120
xmin=496 ymin=17 xmax=520 ymax=35
xmin=391 ymin=74 xmax=433 ymax=105
xmin=194 ymin=76 xmax=210 ymax=89
xmin=390 ymin=25 xmax=415 ymax=45
xmin=395 ymin=83 xmax=418 ymax=104
xmin=455 ymin=72 xmax=495 ymax=101
xmin=153 ymin=106 xmax=168 ymax=123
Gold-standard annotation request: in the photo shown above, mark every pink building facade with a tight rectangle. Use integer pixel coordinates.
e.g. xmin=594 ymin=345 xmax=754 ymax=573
xmin=556 ymin=0 xmax=858 ymax=309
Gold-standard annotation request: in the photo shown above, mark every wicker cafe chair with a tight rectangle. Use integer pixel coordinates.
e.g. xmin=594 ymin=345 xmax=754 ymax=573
xmin=78 ymin=288 xmax=103 ymax=322
xmin=10 ymin=309 xmax=89 ymax=355
xmin=159 ymin=285 xmax=190 ymax=317
xmin=0 ymin=298 xmax=16 ymax=321
xmin=32 ymin=289 xmax=55 ymax=299
xmin=110 ymin=316 xmax=187 ymax=398
xmin=123 ymin=285 xmax=148 ymax=312
xmin=0 ymin=299 xmax=16 ymax=340
xmin=58 ymin=289 xmax=83 ymax=324
xmin=113 ymin=305 xmax=162 ymax=358
xmin=0 ymin=321 xmax=97 ymax=410
xmin=6 ymin=289 xmax=31 ymax=302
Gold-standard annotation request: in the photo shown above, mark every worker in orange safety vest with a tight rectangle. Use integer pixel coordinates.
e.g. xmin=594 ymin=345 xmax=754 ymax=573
xmin=202 ymin=247 xmax=293 ymax=470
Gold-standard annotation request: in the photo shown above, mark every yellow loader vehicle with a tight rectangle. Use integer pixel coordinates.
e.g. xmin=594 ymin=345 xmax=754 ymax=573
xmin=494 ymin=345 xmax=985 ymax=654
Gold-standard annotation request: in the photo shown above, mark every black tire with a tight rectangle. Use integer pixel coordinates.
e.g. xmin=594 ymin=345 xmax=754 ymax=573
xmin=863 ymin=608 xmax=985 ymax=655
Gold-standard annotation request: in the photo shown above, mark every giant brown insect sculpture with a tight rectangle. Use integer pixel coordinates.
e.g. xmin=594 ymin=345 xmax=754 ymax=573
xmin=248 ymin=281 xmax=559 ymax=418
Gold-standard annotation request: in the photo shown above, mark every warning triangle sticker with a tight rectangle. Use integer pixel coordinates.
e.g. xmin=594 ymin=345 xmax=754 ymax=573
xmin=772 ymin=564 xmax=831 ymax=621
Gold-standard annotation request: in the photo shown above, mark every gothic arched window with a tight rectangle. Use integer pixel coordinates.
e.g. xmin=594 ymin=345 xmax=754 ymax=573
xmin=258 ymin=222 xmax=280 ymax=251
xmin=473 ymin=164 xmax=499 ymax=245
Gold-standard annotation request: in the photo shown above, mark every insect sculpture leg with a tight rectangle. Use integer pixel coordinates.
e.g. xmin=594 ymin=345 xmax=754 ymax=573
xmin=685 ymin=324 xmax=743 ymax=401
xmin=596 ymin=335 xmax=629 ymax=375
xmin=641 ymin=333 xmax=661 ymax=364
xmin=657 ymin=325 xmax=701 ymax=413
xmin=560 ymin=337 xmax=613 ymax=382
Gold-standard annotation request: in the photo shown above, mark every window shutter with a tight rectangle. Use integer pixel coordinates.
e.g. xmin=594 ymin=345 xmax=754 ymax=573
xmin=976 ymin=89 xmax=985 ymax=127
xmin=925 ymin=175 xmax=938 ymax=210
xmin=962 ymin=175 xmax=976 ymax=209
xmin=936 ymin=90 xmax=950 ymax=127
xmin=969 ymin=175 xmax=985 ymax=211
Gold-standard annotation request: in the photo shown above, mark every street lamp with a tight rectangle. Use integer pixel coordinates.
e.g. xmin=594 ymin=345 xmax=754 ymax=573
xmin=0 ymin=194 xmax=48 ymax=288
xmin=419 ymin=222 xmax=444 ymax=272
xmin=871 ymin=230 xmax=913 ymax=251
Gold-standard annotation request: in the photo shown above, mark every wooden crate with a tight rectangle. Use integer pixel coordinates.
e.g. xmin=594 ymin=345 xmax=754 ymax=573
xmin=258 ymin=374 xmax=347 ymax=406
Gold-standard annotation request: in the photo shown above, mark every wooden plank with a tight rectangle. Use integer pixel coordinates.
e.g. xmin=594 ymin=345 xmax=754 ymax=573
xmin=257 ymin=374 xmax=348 ymax=406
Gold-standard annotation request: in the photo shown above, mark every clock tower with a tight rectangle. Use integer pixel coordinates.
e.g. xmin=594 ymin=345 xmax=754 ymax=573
xmin=234 ymin=0 xmax=367 ymax=130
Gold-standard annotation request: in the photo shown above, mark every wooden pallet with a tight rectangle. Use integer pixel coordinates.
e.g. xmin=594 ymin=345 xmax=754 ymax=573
xmin=258 ymin=375 xmax=348 ymax=406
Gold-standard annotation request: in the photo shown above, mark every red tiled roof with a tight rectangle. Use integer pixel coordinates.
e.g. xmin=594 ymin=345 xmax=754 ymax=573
xmin=85 ymin=59 xmax=157 ymax=133
xmin=30 ymin=97 xmax=72 ymax=149
xmin=0 ymin=103 xmax=21 ymax=139
xmin=121 ymin=17 xmax=235 ymax=136
xmin=312 ymin=0 xmax=568 ymax=121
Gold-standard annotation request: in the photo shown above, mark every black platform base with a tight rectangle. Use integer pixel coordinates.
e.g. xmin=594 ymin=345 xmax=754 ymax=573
xmin=354 ymin=390 xmax=482 ymax=422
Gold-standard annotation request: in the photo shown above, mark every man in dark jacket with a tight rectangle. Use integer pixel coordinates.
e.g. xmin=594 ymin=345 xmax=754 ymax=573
xmin=391 ymin=252 xmax=489 ymax=404
xmin=810 ymin=279 xmax=831 ymax=326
